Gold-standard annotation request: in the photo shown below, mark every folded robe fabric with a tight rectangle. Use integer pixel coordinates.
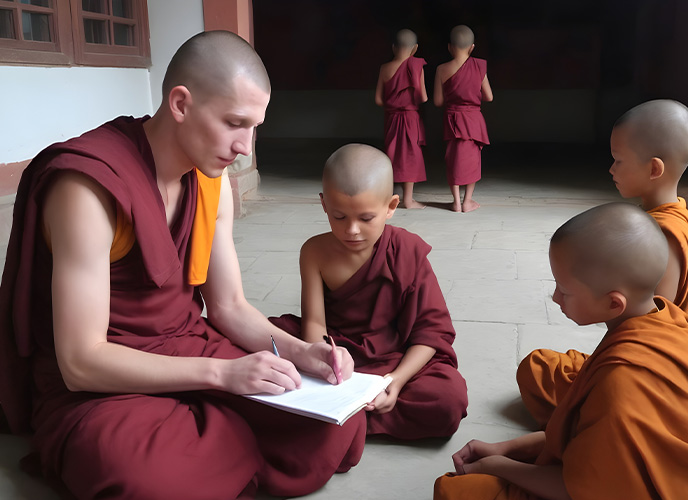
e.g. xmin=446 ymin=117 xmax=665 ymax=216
xmin=436 ymin=298 xmax=688 ymax=500
xmin=271 ymin=225 xmax=468 ymax=439
xmin=0 ymin=116 xmax=366 ymax=498
xmin=518 ymin=198 xmax=688 ymax=426
xmin=383 ymin=56 xmax=427 ymax=183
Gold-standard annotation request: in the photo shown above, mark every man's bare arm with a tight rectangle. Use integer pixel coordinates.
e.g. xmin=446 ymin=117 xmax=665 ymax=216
xmin=481 ymin=74 xmax=494 ymax=102
xmin=433 ymin=66 xmax=445 ymax=107
xmin=47 ymin=172 xmax=297 ymax=396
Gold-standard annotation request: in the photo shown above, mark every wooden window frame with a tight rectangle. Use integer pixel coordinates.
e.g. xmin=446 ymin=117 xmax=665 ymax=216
xmin=0 ymin=0 xmax=150 ymax=67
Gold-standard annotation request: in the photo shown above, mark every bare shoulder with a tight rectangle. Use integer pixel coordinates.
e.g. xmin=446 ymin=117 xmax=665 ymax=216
xmin=379 ymin=60 xmax=401 ymax=82
xmin=301 ymin=232 xmax=337 ymax=258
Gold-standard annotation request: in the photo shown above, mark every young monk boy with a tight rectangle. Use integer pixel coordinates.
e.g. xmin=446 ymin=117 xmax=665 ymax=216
xmin=435 ymin=202 xmax=688 ymax=500
xmin=517 ymin=99 xmax=688 ymax=428
xmin=270 ymin=143 xmax=468 ymax=440
xmin=375 ymin=28 xmax=428 ymax=209
xmin=434 ymin=25 xmax=493 ymax=212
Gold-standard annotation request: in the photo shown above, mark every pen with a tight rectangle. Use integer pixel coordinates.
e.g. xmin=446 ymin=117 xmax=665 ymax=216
xmin=323 ymin=335 xmax=343 ymax=385
xmin=271 ymin=335 xmax=280 ymax=357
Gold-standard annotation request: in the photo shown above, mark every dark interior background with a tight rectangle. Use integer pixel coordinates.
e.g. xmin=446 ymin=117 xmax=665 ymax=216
xmin=251 ymin=0 xmax=688 ymax=179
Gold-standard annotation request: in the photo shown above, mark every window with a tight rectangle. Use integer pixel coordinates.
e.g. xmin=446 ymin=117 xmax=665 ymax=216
xmin=0 ymin=0 xmax=150 ymax=67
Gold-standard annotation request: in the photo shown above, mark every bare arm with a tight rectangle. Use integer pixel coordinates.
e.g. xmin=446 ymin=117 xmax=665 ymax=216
xmin=433 ymin=66 xmax=445 ymax=107
xmin=655 ymin=235 xmax=681 ymax=303
xmin=299 ymin=239 xmax=329 ymax=344
xmin=201 ymin=174 xmax=354 ymax=385
xmin=48 ymin=172 xmax=238 ymax=395
xmin=419 ymin=68 xmax=428 ymax=103
xmin=374 ymin=68 xmax=385 ymax=107
xmin=481 ymin=74 xmax=494 ymax=102
xmin=366 ymin=344 xmax=436 ymax=413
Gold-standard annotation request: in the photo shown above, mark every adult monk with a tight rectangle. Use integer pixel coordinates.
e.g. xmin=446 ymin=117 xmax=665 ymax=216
xmin=435 ymin=202 xmax=688 ymax=500
xmin=0 ymin=30 xmax=365 ymax=499
xmin=271 ymin=144 xmax=468 ymax=440
xmin=517 ymin=99 xmax=688 ymax=428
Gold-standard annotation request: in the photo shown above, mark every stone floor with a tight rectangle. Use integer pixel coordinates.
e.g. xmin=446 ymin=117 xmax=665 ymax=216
xmin=0 ymin=142 xmax=625 ymax=499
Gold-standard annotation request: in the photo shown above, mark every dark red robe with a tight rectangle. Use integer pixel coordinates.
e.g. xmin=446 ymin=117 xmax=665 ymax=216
xmin=442 ymin=57 xmax=490 ymax=186
xmin=383 ymin=56 xmax=427 ymax=183
xmin=271 ymin=225 xmax=468 ymax=440
xmin=0 ymin=116 xmax=366 ymax=499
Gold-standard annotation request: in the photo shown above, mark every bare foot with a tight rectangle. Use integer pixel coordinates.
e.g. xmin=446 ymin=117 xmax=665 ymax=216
xmin=451 ymin=201 xmax=462 ymax=212
xmin=403 ymin=199 xmax=426 ymax=209
xmin=462 ymin=199 xmax=480 ymax=212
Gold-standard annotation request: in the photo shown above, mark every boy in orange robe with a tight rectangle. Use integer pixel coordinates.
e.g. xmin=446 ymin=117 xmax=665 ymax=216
xmin=435 ymin=202 xmax=688 ymax=500
xmin=375 ymin=28 xmax=428 ymax=209
xmin=518 ymin=99 xmax=688 ymax=427
xmin=434 ymin=25 xmax=493 ymax=212
xmin=271 ymin=144 xmax=468 ymax=440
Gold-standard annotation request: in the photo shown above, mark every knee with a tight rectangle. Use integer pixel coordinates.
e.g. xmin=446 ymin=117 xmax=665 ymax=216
xmin=516 ymin=349 xmax=553 ymax=389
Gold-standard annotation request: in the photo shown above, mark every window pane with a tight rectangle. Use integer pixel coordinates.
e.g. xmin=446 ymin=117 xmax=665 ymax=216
xmin=82 ymin=0 xmax=107 ymax=14
xmin=83 ymin=17 xmax=107 ymax=44
xmin=0 ymin=9 xmax=15 ymax=39
xmin=112 ymin=0 xmax=132 ymax=19
xmin=113 ymin=22 xmax=132 ymax=46
xmin=20 ymin=0 xmax=51 ymax=7
xmin=22 ymin=10 xmax=51 ymax=41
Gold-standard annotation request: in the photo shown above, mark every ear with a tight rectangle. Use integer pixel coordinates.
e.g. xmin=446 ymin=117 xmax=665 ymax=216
xmin=649 ymin=157 xmax=665 ymax=180
xmin=468 ymin=43 xmax=475 ymax=55
xmin=168 ymin=85 xmax=192 ymax=124
xmin=386 ymin=195 xmax=400 ymax=218
xmin=319 ymin=192 xmax=327 ymax=213
xmin=410 ymin=44 xmax=418 ymax=57
xmin=607 ymin=291 xmax=627 ymax=318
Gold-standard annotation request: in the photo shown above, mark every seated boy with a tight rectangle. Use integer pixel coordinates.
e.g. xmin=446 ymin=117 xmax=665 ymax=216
xmin=271 ymin=144 xmax=468 ymax=440
xmin=518 ymin=99 xmax=688 ymax=427
xmin=435 ymin=202 xmax=688 ymax=500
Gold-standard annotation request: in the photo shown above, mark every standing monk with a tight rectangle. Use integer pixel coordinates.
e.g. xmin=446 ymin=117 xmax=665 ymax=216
xmin=375 ymin=28 xmax=428 ymax=209
xmin=434 ymin=25 xmax=493 ymax=213
xmin=0 ymin=31 xmax=365 ymax=499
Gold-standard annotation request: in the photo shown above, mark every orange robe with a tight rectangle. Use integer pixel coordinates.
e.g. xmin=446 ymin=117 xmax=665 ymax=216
xmin=436 ymin=297 xmax=688 ymax=499
xmin=518 ymin=198 xmax=688 ymax=426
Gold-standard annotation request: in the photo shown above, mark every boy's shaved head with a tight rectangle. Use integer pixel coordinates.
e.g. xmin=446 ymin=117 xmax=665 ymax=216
xmin=323 ymin=144 xmax=394 ymax=199
xmin=552 ymin=202 xmax=668 ymax=295
xmin=614 ymin=99 xmax=688 ymax=172
xmin=162 ymin=30 xmax=270 ymax=100
xmin=394 ymin=28 xmax=417 ymax=48
xmin=450 ymin=25 xmax=474 ymax=49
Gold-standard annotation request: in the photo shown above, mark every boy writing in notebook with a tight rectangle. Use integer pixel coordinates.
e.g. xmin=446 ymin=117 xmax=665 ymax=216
xmin=271 ymin=143 xmax=468 ymax=440
xmin=375 ymin=28 xmax=428 ymax=209
xmin=435 ymin=202 xmax=688 ymax=500
xmin=434 ymin=24 xmax=493 ymax=212
xmin=517 ymin=99 xmax=688 ymax=427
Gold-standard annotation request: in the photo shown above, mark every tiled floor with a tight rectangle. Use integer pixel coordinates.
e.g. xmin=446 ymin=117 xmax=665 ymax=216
xmin=0 ymin=142 xmax=623 ymax=499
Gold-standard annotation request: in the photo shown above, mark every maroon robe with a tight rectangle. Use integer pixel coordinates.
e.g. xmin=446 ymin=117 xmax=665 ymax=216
xmin=271 ymin=225 xmax=468 ymax=440
xmin=0 ymin=116 xmax=366 ymax=499
xmin=383 ymin=56 xmax=427 ymax=183
xmin=442 ymin=57 xmax=490 ymax=186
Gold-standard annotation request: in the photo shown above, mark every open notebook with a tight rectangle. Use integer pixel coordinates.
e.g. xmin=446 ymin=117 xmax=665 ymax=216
xmin=245 ymin=372 xmax=392 ymax=425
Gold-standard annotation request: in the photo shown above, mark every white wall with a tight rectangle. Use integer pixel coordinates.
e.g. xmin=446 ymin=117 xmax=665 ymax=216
xmin=0 ymin=0 xmax=205 ymax=164
xmin=147 ymin=0 xmax=205 ymax=111
xmin=0 ymin=66 xmax=153 ymax=163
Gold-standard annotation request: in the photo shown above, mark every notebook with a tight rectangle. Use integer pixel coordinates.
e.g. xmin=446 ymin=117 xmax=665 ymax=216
xmin=244 ymin=372 xmax=392 ymax=425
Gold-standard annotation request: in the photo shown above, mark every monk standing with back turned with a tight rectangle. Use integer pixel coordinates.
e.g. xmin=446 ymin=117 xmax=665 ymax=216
xmin=375 ymin=28 xmax=428 ymax=209
xmin=435 ymin=24 xmax=493 ymax=213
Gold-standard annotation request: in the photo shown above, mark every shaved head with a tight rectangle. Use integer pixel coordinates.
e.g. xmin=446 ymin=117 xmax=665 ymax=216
xmin=323 ymin=144 xmax=394 ymax=199
xmin=551 ymin=203 xmax=667 ymax=296
xmin=162 ymin=30 xmax=270 ymax=101
xmin=450 ymin=25 xmax=474 ymax=49
xmin=394 ymin=28 xmax=418 ymax=48
xmin=613 ymin=99 xmax=688 ymax=174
